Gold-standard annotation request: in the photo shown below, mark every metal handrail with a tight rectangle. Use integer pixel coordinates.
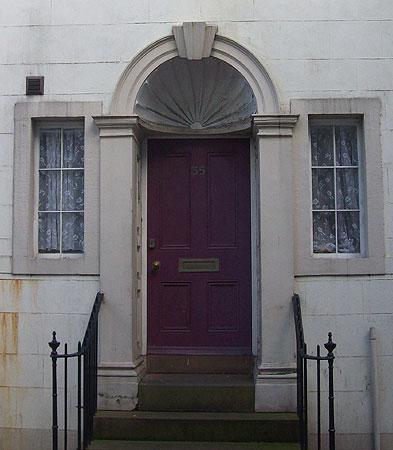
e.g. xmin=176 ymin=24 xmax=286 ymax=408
xmin=49 ymin=291 xmax=103 ymax=450
xmin=292 ymin=293 xmax=336 ymax=450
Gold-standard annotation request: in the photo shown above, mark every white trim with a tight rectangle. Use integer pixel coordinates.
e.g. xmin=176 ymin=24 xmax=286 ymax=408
xmin=308 ymin=118 xmax=367 ymax=260
xmin=309 ymin=121 xmax=363 ymax=257
xmin=33 ymin=121 xmax=85 ymax=258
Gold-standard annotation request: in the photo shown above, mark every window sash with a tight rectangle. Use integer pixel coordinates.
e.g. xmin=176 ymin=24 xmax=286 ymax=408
xmin=310 ymin=123 xmax=362 ymax=255
xmin=36 ymin=124 xmax=85 ymax=255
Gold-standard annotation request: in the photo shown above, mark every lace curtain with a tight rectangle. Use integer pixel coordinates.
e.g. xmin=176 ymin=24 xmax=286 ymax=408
xmin=38 ymin=128 xmax=84 ymax=253
xmin=311 ymin=125 xmax=360 ymax=253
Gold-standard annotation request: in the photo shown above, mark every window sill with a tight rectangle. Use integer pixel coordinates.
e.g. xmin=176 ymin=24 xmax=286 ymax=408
xmin=36 ymin=253 xmax=84 ymax=260
xmin=312 ymin=252 xmax=363 ymax=259
xmin=295 ymin=253 xmax=385 ymax=276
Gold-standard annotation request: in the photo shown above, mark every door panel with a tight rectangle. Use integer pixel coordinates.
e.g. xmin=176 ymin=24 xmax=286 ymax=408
xmin=147 ymin=139 xmax=251 ymax=355
xmin=207 ymin=282 xmax=239 ymax=331
xmin=160 ymin=153 xmax=191 ymax=248
xmin=208 ymin=152 xmax=237 ymax=248
xmin=160 ymin=282 xmax=191 ymax=331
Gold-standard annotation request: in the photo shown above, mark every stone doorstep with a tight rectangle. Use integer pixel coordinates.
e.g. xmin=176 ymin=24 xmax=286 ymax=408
xmin=88 ymin=441 xmax=301 ymax=450
xmin=93 ymin=411 xmax=299 ymax=443
xmin=140 ymin=374 xmax=255 ymax=387
xmin=139 ymin=374 xmax=255 ymax=412
xmin=146 ymin=355 xmax=254 ymax=374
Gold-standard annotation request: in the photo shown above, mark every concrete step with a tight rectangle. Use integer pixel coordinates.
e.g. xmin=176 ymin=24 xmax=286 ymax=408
xmin=139 ymin=374 xmax=255 ymax=412
xmin=88 ymin=440 xmax=301 ymax=449
xmin=146 ymin=355 xmax=254 ymax=374
xmin=93 ymin=411 xmax=299 ymax=443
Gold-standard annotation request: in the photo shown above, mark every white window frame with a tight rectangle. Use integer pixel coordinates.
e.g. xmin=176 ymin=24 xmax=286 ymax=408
xmin=291 ymin=98 xmax=385 ymax=276
xmin=34 ymin=120 xmax=85 ymax=258
xmin=309 ymin=118 xmax=365 ymax=258
xmin=13 ymin=101 xmax=101 ymax=275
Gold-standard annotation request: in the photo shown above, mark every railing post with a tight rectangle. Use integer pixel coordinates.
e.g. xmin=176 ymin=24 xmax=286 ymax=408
xmin=77 ymin=341 xmax=82 ymax=450
xmin=303 ymin=343 xmax=308 ymax=450
xmin=49 ymin=331 xmax=60 ymax=450
xmin=317 ymin=345 xmax=321 ymax=450
xmin=64 ymin=343 xmax=68 ymax=450
xmin=48 ymin=293 xmax=103 ymax=450
xmin=297 ymin=347 xmax=305 ymax=450
xmin=83 ymin=346 xmax=89 ymax=449
xmin=324 ymin=332 xmax=336 ymax=450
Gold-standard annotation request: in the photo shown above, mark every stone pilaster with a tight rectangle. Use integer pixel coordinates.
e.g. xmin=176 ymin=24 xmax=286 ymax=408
xmin=253 ymin=114 xmax=299 ymax=412
xmin=93 ymin=116 xmax=145 ymax=410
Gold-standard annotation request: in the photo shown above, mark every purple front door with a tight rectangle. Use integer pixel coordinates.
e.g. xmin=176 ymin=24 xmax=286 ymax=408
xmin=147 ymin=139 xmax=251 ymax=355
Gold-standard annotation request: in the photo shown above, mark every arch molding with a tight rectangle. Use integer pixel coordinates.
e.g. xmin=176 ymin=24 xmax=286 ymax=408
xmin=111 ymin=35 xmax=279 ymax=115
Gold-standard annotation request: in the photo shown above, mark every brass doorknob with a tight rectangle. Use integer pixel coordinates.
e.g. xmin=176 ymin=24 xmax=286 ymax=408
xmin=152 ymin=261 xmax=161 ymax=271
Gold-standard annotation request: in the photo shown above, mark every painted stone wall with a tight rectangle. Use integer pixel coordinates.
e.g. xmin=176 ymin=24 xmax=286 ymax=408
xmin=0 ymin=1 xmax=392 ymax=448
xmin=0 ymin=278 xmax=99 ymax=449
xmin=295 ymin=276 xmax=393 ymax=449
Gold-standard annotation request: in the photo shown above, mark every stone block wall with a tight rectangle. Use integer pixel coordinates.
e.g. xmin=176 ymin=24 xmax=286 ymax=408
xmin=295 ymin=276 xmax=393 ymax=449
xmin=0 ymin=278 xmax=99 ymax=449
xmin=0 ymin=1 xmax=392 ymax=448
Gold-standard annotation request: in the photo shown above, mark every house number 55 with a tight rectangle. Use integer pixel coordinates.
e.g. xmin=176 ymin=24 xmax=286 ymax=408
xmin=192 ymin=166 xmax=206 ymax=176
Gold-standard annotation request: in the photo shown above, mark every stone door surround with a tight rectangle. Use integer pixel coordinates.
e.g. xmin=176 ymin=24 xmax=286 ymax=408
xmin=93 ymin=24 xmax=298 ymax=411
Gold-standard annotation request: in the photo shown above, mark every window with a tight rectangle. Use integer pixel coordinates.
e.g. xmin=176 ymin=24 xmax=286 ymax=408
xmin=291 ymin=98 xmax=384 ymax=276
xmin=311 ymin=123 xmax=361 ymax=255
xmin=37 ymin=124 xmax=85 ymax=254
xmin=13 ymin=101 xmax=101 ymax=274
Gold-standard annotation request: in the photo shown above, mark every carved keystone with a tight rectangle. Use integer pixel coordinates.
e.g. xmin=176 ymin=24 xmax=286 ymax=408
xmin=173 ymin=22 xmax=217 ymax=60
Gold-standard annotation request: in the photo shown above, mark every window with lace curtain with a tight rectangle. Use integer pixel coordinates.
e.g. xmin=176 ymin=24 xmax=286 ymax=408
xmin=291 ymin=98 xmax=383 ymax=275
xmin=13 ymin=101 xmax=100 ymax=274
xmin=311 ymin=122 xmax=362 ymax=255
xmin=37 ymin=123 xmax=84 ymax=254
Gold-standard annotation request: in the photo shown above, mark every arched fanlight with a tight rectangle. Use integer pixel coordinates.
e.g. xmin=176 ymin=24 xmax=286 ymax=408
xmin=135 ymin=57 xmax=257 ymax=133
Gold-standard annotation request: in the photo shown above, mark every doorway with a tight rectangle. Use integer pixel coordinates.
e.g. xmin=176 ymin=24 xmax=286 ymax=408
xmin=147 ymin=138 xmax=252 ymax=355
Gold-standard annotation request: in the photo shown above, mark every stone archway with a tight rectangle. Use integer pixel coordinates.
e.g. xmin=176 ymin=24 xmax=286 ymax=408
xmin=94 ymin=23 xmax=298 ymax=412
xmin=111 ymin=26 xmax=279 ymax=116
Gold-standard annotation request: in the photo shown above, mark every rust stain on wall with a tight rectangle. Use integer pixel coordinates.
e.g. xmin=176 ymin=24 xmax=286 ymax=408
xmin=0 ymin=354 xmax=18 ymax=387
xmin=0 ymin=279 xmax=23 ymax=311
xmin=0 ymin=280 xmax=39 ymax=394
xmin=0 ymin=386 xmax=12 ymax=411
xmin=0 ymin=279 xmax=43 ymax=389
xmin=0 ymin=312 xmax=19 ymax=355
xmin=9 ymin=279 xmax=23 ymax=301
xmin=0 ymin=279 xmax=39 ymax=387
xmin=0 ymin=278 xmax=39 ymax=310
xmin=0 ymin=312 xmax=19 ymax=386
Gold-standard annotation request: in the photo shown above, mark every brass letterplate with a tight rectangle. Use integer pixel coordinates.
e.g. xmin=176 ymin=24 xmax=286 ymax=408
xmin=178 ymin=258 xmax=219 ymax=273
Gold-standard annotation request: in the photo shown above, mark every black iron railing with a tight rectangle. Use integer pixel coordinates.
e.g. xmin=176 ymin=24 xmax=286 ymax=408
xmin=292 ymin=293 xmax=336 ymax=450
xmin=49 ymin=292 xmax=103 ymax=450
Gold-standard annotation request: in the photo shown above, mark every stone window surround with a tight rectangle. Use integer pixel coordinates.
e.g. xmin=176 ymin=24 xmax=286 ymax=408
xmin=291 ymin=98 xmax=385 ymax=276
xmin=13 ymin=101 xmax=102 ymax=275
